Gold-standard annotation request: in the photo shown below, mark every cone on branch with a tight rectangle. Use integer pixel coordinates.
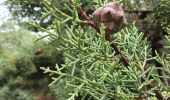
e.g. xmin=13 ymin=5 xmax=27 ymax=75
xmin=93 ymin=2 xmax=128 ymax=33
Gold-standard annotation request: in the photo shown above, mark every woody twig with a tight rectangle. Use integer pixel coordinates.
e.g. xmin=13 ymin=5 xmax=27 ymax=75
xmin=68 ymin=1 xmax=164 ymax=99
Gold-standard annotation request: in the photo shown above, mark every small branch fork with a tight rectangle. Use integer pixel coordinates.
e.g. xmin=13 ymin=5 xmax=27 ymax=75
xmin=69 ymin=0 xmax=100 ymax=33
xmin=68 ymin=0 xmax=164 ymax=99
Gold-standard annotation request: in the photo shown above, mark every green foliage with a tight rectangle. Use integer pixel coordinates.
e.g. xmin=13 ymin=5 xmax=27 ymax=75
xmin=34 ymin=0 xmax=170 ymax=99
xmin=164 ymin=28 xmax=170 ymax=60
xmin=4 ymin=0 xmax=74 ymax=30
xmin=154 ymin=0 xmax=170 ymax=29
xmin=50 ymin=78 xmax=73 ymax=100
xmin=0 ymin=22 xmax=36 ymax=99
xmin=0 ymin=86 xmax=34 ymax=100
xmin=0 ymin=22 xmax=61 ymax=99
xmin=5 ymin=0 xmax=42 ymax=20
xmin=0 ymin=22 xmax=36 ymax=78
xmin=5 ymin=0 xmax=170 ymax=99
xmin=41 ymin=23 xmax=170 ymax=99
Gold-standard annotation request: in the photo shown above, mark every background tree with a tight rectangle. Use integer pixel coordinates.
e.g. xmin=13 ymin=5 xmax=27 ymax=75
xmin=5 ymin=0 xmax=74 ymax=31
xmin=0 ymin=21 xmax=63 ymax=100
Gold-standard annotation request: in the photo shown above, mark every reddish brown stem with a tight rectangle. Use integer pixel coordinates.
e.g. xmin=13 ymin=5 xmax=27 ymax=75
xmin=69 ymin=0 xmax=100 ymax=33
xmin=112 ymin=43 xmax=129 ymax=68
xmin=105 ymin=29 xmax=129 ymax=68
xmin=68 ymin=1 xmax=89 ymax=20
xmin=77 ymin=7 xmax=91 ymax=21
xmin=87 ymin=21 xmax=100 ymax=33
xmin=70 ymin=1 xmax=129 ymax=67
xmin=68 ymin=1 xmax=163 ymax=99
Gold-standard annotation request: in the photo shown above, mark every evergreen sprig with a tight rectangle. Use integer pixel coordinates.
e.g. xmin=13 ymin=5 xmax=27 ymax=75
xmin=35 ymin=0 xmax=170 ymax=99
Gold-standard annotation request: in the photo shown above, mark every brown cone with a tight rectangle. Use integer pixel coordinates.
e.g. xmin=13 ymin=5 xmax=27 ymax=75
xmin=93 ymin=2 xmax=127 ymax=33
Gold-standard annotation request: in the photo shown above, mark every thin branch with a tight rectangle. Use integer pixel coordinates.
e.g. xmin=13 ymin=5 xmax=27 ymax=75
xmin=105 ymin=31 xmax=129 ymax=68
xmin=69 ymin=0 xmax=129 ymax=67
xmin=68 ymin=1 xmax=164 ymax=99
xmin=69 ymin=0 xmax=100 ymax=33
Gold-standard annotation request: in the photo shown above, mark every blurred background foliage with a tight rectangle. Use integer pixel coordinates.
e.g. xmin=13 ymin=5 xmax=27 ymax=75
xmin=0 ymin=21 xmax=63 ymax=99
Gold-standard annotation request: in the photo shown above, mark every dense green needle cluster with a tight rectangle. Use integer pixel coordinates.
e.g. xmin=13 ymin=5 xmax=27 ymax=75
xmin=30 ymin=0 xmax=170 ymax=99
